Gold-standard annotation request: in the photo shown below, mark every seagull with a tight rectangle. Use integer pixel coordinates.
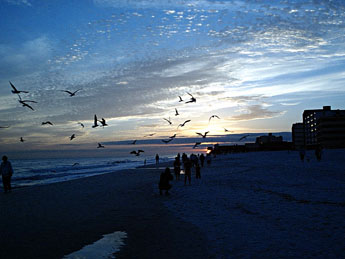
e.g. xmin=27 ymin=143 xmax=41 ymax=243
xmin=20 ymin=137 xmax=25 ymax=142
xmin=78 ymin=122 xmax=85 ymax=128
xmin=42 ymin=121 xmax=53 ymax=126
xmin=193 ymin=142 xmax=201 ymax=149
xmin=98 ymin=118 xmax=108 ymax=127
xmin=162 ymin=138 xmax=173 ymax=144
xmin=72 ymin=163 xmax=80 ymax=166
xmin=9 ymin=81 xmax=28 ymax=94
xmin=0 ymin=126 xmax=10 ymax=129
xmin=224 ymin=128 xmax=231 ymax=132
xmin=21 ymin=102 xmax=34 ymax=111
xmin=97 ymin=143 xmax=105 ymax=148
xmin=130 ymin=150 xmax=144 ymax=156
xmin=92 ymin=115 xmax=99 ymax=128
xmin=18 ymin=95 xmax=37 ymax=104
xmin=70 ymin=134 xmax=76 ymax=141
xmin=130 ymin=140 xmax=137 ymax=145
xmin=178 ymin=120 xmax=191 ymax=128
xmin=61 ymin=89 xmax=81 ymax=97
xmin=169 ymin=134 xmax=176 ymax=139
xmin=178 ymin=96 xmax=183 ymax=102
xmin=163 ymin=117 xmax=172 ymax=125
xmin=175 ymin=108 xmax=179 ymax=116
xmin=239 ymin=134 xmax=250 ymax=141
xmin=185 ymin=92 xmax=196 ymax=103
xmin=196 ymin=131 xmax=209 ymax=138
xmin=144 ymin=133 xmax=155 ymax=137
xmin=209 ymin=115 xmax=220 ymax=122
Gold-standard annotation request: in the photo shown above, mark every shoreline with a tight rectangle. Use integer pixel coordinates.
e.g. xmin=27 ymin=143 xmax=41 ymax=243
xmin=0 ymin=162 xmax=209 ymax=259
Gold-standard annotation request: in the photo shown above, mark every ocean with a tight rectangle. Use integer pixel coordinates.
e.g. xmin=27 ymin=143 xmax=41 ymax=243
xmin=8 ymin=155 xmax=174 ymax=189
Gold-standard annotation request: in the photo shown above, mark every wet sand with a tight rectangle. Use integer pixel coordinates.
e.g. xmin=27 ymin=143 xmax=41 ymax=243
xmin=0 ymin=163 xmax=209 ymax=259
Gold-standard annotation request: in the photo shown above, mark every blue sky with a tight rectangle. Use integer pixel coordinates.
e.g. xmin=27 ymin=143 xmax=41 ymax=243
xmin=1 ymin=0 xmax=345 ymax=158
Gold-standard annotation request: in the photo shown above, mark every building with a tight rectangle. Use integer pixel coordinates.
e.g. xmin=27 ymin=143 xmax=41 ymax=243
xmin=302 ymin=106 xmax=345 ymax=148
xmin=292 ymin=123 xmax=304 ymax=149
xmin=255 ymin=133 xmax=282 ymax=145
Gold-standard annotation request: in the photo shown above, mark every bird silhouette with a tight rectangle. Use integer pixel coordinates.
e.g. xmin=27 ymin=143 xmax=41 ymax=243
xmin=178 ymin=96 xmax=183 ymax=102
xmin=10 ymin=81 xmax=28 ymax=94
xmin=185 ymin=92 xmax=196 ymax=103
xmin=42 ymin=121 xmax=53 ymax=126
xmin=61 ymin=89 xmax=81 ymax=97
xmin=18 ymin=95 xmax=37 ymax=104
xmin=92 ymin=115 xmax=99 ymax=128
xmin=209 ymin=115 xmax=220 ymax=122
xmin=97 ymin=143 xmax=105 ymax=148
xmin=78 ymin=122 xmax=85 ymax=128
xmin=72 ymin=163 xmax=80 ymax=166
xmin=196 ymin=131 xmax=209 ymax=138
xmin=130 ymin=150 xmax=144 ymax=156
xmin=178 ymin=120 xmax=191 ymax=128
xmin=162 ymin=138 xmax=173 ymax=144
xmin=20 ymin=137 xmax=25 ymax=142
xmin=193 ymin=142 xmax=201 ymax=149
xmin=70 ymin=134 xmax=76 ymax=140
xmin=21 ymin=102 xmax=34 ymax=111
xmin=130 ymin=140 xmax=137 ymax=145
xmin=175 ymin=108 xmax=179 ymax=116
xmin=99 ymin=118 xmax=108 ymax=127
xmin=144 ymin=133 xmax=155 ymax=137
xmin=0 ymin=126 xmax=10 ymax=129
xmin=169 ymin=133 xmax=177 ymax=139
xmin=239 ymin=134 xmax=250 ymax=141
xmin=163 ymin=117 xmax=172 ymax=125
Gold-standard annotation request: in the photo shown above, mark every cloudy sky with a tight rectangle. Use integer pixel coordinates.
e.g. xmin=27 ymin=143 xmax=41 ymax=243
xmin=1 ymin=0 xmax=345 ymax=158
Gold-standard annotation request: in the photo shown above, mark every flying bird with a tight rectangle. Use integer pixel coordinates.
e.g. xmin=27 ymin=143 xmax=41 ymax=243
xmin=42 ymin=121 xmax=53 ymax=126
xmin=185 ymin=92 xmax=196 ymax=103
xmin=175 ymin=108 xmax=179 ymax=116
xmin=193 ymin=142 xmax=201 ymax=149
xmin=92 ymin=115 xmax=99 ymax=128
xmin=130 ymin=140 xmax=137 ymax=145
xmin=169 ymin=134 xmax=176 ymax=139
xmin=70 ymin=134 xmax=76 ymax=141
xmin=178 ymin=96 xmax=183 ymax=102
xmin=224 ymin=128 xmax=231 ymax=132
xmin=144 ymin=133 xmax=155 ymax=137
xmin=78 ymin=122 xmax=85 ymax=128
xmin=178 ymin=120 xmax=191 ymax=128
xmin=97 ymin=143 xmax=105 ymax=148
xmin=99 ymin=118 xmax=108 ymax=127
xmin=209 ymin=115 xmax=220 ymax=122
xmin=9 ymin=81 xmax=28 ymax=94
xmin=130 ymin=150 xmax=144 ymax=156
xmin=196 ymin=131 xmax=209 ymax=138
xmin=61 ymin=89 xmax=81 ymax=97
xmin=20 ymin=137 xmax=25 ymax=142
xmin=162 ymin=138 xmax=173 ymax=144
xmin=18 ymin=95 xmax=37 ymax=105
xmin=21 ymin=102 xmax=35 ymax=111
xmin=163 ymin=117 xmax=172 ymax=125
xmin=72 ymin=163 xmax=80 ymax=167
xmin=239 ymin=134 xmax=250 ymax=141
xmin=0 ymin=126 xmax=10 ymax=129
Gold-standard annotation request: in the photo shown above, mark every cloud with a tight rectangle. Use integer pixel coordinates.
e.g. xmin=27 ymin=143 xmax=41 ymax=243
xmin=230 ymin=105 xmax=285 ymax=121
xmin=5 ymin=0 xmax=31 ymax=6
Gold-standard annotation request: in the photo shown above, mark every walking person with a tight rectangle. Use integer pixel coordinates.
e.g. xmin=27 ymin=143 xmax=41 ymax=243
xmin=155 ymin=154 xmax=160 ymax=165
xmin=173 ymin=157 xmax=181 ymax=180
xmin=0 ymin=156 xmax=14 ymax=193
xmin=199 ymin=153 xmax=205 ymax=167
xmin=195 ymin=162 xmax=201 ymax=179
xmin=159 ymin=167 xmax=173 ymax=196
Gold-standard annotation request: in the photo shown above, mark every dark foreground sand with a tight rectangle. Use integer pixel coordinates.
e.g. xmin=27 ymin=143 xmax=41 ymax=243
xmin=0 ymin=163 xmax=209 ymax=259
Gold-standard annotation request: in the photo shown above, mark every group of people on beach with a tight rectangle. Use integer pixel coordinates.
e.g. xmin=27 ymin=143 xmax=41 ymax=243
xmin=299 ymin=145 xmax=323 ymax=162
xmin=158 ymin=152 xmax=211 ymax=196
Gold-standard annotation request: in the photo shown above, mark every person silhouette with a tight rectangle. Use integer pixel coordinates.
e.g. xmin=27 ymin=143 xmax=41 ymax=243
xmin=0 ymin=156 xmax=14 ymax=193
xmin=155 ymin=154 xmax=159 ymax=164
xmin=159 ymin=167 xmax=173 ymax=196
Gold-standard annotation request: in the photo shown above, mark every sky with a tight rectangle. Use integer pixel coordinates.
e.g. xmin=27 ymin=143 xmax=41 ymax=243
xmin=1 ymin=0 xmax=345 ymax=159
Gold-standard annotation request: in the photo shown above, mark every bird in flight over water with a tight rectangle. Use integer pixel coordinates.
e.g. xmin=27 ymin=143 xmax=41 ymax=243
xmin=224 ymin=128 xmax=233 ymax=132
xmin=169 ymin=134 xmax=177 ymax=139
xmin=70 ymin=134 xmax=76 ymax=141
xmin=175 ymin=108 xmax=179 ymax=116
xmin=209 ymin=115 xmax=220 ymax=122
xmin=21 ymin=102 xmax=34 ymax=111
xmin=239 ymin=134 xmax=250 ymax=141
xmin=162 ymin=138 xmax=173 ymax=144
xmin=20 ymin=137 xmax=25 ymax=142
xmin=185 ymin=92 xmax=196 ymax=103
xmin=163 ymin=117 xmax=172 ymax=125
xmin=97 ymin=143 xmax=105 ymax=148
xmin=9 ymin=81 xmax=28 ymax=94
xmin=130 ymin=140 xmax=137 ymax=145
xmin=130 ymin=150 xmax=144 ymax=156
xmin=92 ymin=115 xmax=99 ymax=128
xmin=144 ymin=133 xmax=155 ymax=137
xmin=18 ymin=95 xmax=37 ymax=105
xmin=178 ymin=120 xmax=191 ymax=128
xmin=42 ymin=121 xmax=53 ymax=126
xmin=61 ymin=89 xmax=81 ymax=97
xmin=193 ymin=142 xmax=201 ymax=149
xmin=196 ymin=131 xmax=209 ymax=138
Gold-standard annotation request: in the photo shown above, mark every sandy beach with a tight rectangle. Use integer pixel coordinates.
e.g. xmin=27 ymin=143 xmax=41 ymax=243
xmin=1 ymin=149 xmax=345 ymax=258
xmin=0 ymin=162 xmax=209 ymax=259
